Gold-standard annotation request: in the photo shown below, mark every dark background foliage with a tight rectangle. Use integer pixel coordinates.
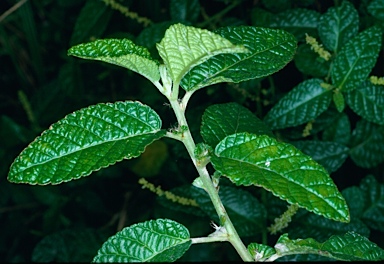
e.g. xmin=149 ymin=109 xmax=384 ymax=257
xmin=1 ymin=0 xmax=383 ymax=262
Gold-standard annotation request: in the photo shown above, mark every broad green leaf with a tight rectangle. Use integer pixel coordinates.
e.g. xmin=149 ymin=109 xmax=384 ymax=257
xmin=345 ymin=80 xmax=384 ymax=125
xmin=191 ymin=185 xmax=267 ymax=237
xmin=180 ymin=26 xmax=296 ymax=91
xmin=291 ymin=140 xmax=349 ymax=173
xmin=322 ymin=112 xmax=351 ymax=145
xmin=8 ymin=101 xmax=165 ymax=185
xmin=68 ymin=39 xmax=160 ymax=83
xmin=248 ymin=243 xmax=275 ymax=261
xmin=368 ymin=0 xmax=384 ymax=20
xmin=294 ymin=44 xmax=330 ymax=78
xmin=269 ymin=8 xmax=320 ymax=40
xmin=342 ymin=187 xmax=366 ymax=218
xmin=69 ymin=0 xmax=112 ymax=46
xmin=360 ymin=175 xmax=384 ymax=231
xmin=170 ymin=0 xmax=200 ymax=23
xmin=318 ymin=1 xmax=359 ymax=52
xmin=93 ymin=219 xmax=191 ymax=262
xmin=331 ymin=26 xmax=382 ymax=92
xmin=273 ymin=232 xmax=384 ymax=261
xmin=200 ymin=102 xmax=274 ymax=147
xmin=156 ymin=23 xmax=248 ymax=84
xmin=211 ymin=133 xmax=350 ymax=223
xmin=333 ymin=90 xmax=345 ymax=112
xmin=32 ymin=228 xmax=106 ymax=262
xmin=263 ymin=79 xmax=332 ymax=130
xmin=349 ymin=119 xmax=384 ymax=168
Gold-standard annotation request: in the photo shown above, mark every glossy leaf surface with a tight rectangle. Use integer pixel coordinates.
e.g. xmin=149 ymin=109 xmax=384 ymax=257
xmin=331 ymin=26 xmax=382 ymax=92
xmin=68 ymin=38 xmax=160 ymax=83
xmin=322 ymin=113 xmax=351 ymax=145
xmin=360 ymin=175 xmax=384 ymax=231
xmin=200 ymin=102 xmax=274 ymax=147
xmin=345 ymin=81 xmax=384 ymax=125
xmin=318 ymin=1 xmax=359 ymax=52
xmin=349 ymin=119 xmax=384 ymax=168
xmin=157 ymin=23 xmax=248 ymax=84
xmin=180 ymin=26 xmax=296 ymax=91
xmin=211 ymin=133 xmax=350 ymax=223
xmin=8 ymin=101 xmax=165 ymax=185
xmin=264 ymin=79 xmax=332 ymax=130
xmin=274 ymin=232 xmax=384 ymax=261
xmin=368 ymin=0 xmax=384 ymax=20
xmin=93 ymin=219 xmax=191 ymax=262
xmin=291 ymin=140 xmax=349 ymax=173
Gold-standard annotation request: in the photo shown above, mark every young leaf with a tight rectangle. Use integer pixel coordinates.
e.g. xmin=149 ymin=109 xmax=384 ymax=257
xmin=93 ymin=219 xmax=191 ymax=262
xmin=349 ymin=119 xmax=384 ymax=168
xmin=333 ymin=90 xmax=345 ymax=112
xmin=263 ymin=79 xmax=332 ymax=130
xmin=318 ymin=0 xmax=359 ymax=52
xmin=211 ymin=133 xmax=350 ymax=223
xmin=331 ymin=26 xmax=382 ymax=92
xmin=8 ymin=101 xmax=165 ymax=185
xmin=345 ymin=81 xmax=384 ymax=125
xmin=200 ymin=102 xmax=274 ymax=148
xmin=180 ymin=26 xmax=296 ymax=91
xmin=291 ymin=140 xmax=349 ymax=173
xmin=68 ymin=39 xmax=160 ymax=83
xmin=273 ymin=232 xmax=384 ymax=261
xmin=269 ymin=8 xmax=320 ymax=40
xmin=248 ymin=243 xmax=275 ymax=261
xmin=156 ymin=23 xmax=248 ymax=84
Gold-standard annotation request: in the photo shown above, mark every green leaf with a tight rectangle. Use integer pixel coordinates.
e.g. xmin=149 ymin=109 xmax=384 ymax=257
xmin=200 ymin=102 xmax=274 ymax=148
xmin=191 ymin=185 xmax=267 ymax=237
xmin=322 ymin=112 xmax=351 ymax=145
xmin=291 ymin=140 xmax=349 ymax=173
xmin=331 ymin=26 xmax=382 ymax=92
xmin=273 ymin=232 xmax=384 ymax=261
xmin=180 ymin=26 xmax=296 ymax=91
xmin=93 ymin=219 xmax=191 ymax=262
xmin=333 ymin=90 xmax=345 ymax=112
xmin=211 ymin=133 xmax=350 ymax=223
xmin=32 ymin=228 xmax=106 ymax=262
xmin=170 ymin=0 xmax=200 ymax=23
xmin=368 ymin=0 xmax=384 ymax=20
xmin=269 ymin=8 xmax=320 ymax=40
xmin=8 ymin=101 xmax=165 ymax=185
xmin=318 ymin=1 xmax=359 ymax=52
xmin=294 ymin=44 xmax=330 ymax=78
xmin=68 ymin=39 xmax=160 ymax=83
xmin=360 ymin=175 xmax=384 ymax=231
xmin=349 ymin=119 xmax=384 ymax=168
xmin=248 ymin=243 xmax=276 ymax=261
xmin=264 ymin=79 xmax=332 ymax=130
xmin=156 ymin=23 xmax=248 ymax=84
xmin=345 ymin=80 xmax=384 ymax=125
xmin=69 ymin=0 xmax=112 ymax=46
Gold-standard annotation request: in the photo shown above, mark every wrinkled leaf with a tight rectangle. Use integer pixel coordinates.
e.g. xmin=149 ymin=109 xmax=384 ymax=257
xmin=211 ymin=133 xmax=350 ymax=223
xmin=331 ymin=26 xmax=382 ymax=92
xmin=345 ymin=80 xmax=384 ymax=125
xmin=157 ymin=23 xmax=248 ymax=84
xmin=322 ymin=112 xmax=351 ymax=145
xmin=333 ymin=90 xmax=345 ymax=112
xmin=68 ymin=38 xmax=160 ymax=83
xmin=318 ymin=1 xmax=359 ymax=52
xmin=200 ymin=102 xmax=274 ymax=147
xmin=291 ymin=140 xmax=349 ymax=173
xmin=368 ymin=0 xmax=384 ymax=20
xmin=294 ymin=44 xmax=330 ymax=78
xmin=360 ymin=175 xmax=384 ymax=231
xmin=270 ymin=8 xmax=320 ymax=40
xmin=93 ymin=219 xmax=191 ymax=262
xmin=273 ymin=232 xmax=384 ymax=261
xmin=180 ymin=26 xmax=296 ymax=91
xmin=349 ymin=119 xmax=384 ymax=168
xmin=8 ymin=101 xmax=165 ymax=185
xmin=191 ymin=185 xmax=267 ymax=237
xmin=264 ymin=79 xmax=332 ymax=130
xmin=248 ymin=243 xmax=275 ymax=261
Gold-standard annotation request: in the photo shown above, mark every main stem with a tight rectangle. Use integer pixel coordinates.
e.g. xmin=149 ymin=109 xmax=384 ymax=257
xmin=168 ymin=97 xmax=254 ymax=262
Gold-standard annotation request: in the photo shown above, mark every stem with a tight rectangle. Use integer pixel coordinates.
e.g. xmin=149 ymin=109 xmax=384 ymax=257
xmin=167 ymin=96 xmax=254 ymax=262
xmin=191 ymin=236 xmax=228 ymax=244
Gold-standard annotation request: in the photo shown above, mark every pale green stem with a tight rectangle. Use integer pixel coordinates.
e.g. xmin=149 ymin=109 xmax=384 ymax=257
xmin=191 ymin=236 xmax=228 ymax=244
xmin=167 ymin=96 xmax=254 ymax=262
